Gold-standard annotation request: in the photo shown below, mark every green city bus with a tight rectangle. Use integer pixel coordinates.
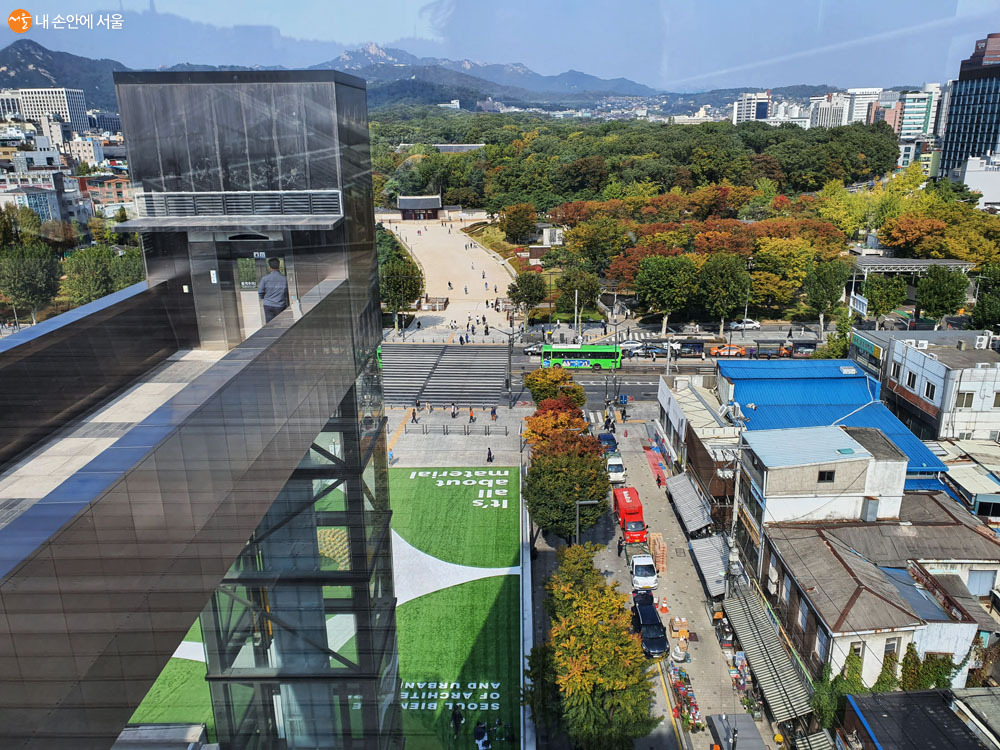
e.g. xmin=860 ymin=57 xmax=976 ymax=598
xmin=541 ymin=343 xmax=621 ymax=370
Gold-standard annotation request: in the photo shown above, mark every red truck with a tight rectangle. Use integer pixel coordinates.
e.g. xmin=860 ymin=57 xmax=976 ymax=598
xmin=613 ymin=486 xmax=647 ymax=543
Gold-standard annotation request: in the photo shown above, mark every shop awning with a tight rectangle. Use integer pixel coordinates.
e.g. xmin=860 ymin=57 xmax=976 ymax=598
xmin=689 ymin=534 xmax=730 ymax=598
xmin=707 ymin=713 xmax=766 ymax=750
xmin=665 ymin=472 xmax=712 ymax=535
xmin=723 ymin=584 xmax=813 ymax=724
xmin=798 ymin=731 xmax=834 ymax=750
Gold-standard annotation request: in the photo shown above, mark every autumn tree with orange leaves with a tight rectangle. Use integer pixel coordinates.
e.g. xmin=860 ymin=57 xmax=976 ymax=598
xmin=524 ymin=545 xmax=659 ymax=747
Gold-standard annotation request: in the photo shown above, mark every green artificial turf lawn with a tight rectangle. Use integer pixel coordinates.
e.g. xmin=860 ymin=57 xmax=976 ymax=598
xmin=130 ymin=658 xmax=214 ymax=739
xmin=396 ymin=575 xmax=520 ymax=749
xmin=389 ymin=467 xmax=519 ymax=568
xmin=184 ymin=618 xmax=202 ymax=643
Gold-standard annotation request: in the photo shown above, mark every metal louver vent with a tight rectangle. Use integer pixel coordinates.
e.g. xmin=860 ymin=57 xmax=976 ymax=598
xmin=134 ymin=190 xmax=343 ymax=218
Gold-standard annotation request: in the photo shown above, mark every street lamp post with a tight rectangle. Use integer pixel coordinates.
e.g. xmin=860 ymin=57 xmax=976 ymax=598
xmin=575 ymin=499 xmax=600 ymax=545
xmin=742 ymin=256 xmax=756 ymax=326
xmin=493 ymin=327 xmax=518 ymax=409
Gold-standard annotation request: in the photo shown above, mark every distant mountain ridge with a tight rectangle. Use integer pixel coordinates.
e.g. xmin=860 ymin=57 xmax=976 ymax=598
xmin=0 ymin=39 xmax=902 ymax=117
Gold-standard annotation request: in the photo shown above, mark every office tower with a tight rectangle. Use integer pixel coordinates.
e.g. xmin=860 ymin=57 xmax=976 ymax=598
xmin=846 ymin=88 xmax=883 ymax=124
xmin=732 ymin=91 xmax=771 ymax=124
xmin=941 ymin=33 xmax=1000 ymax=174
xmin=15 ymin=87 xmax=88 ymax=133
xmin=0 ymin=69 xmax=400 ymax=749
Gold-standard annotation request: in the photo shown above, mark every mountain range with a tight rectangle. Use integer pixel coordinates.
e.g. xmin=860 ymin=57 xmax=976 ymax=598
xmin=0 ymin=39 xmax=894 ymax=117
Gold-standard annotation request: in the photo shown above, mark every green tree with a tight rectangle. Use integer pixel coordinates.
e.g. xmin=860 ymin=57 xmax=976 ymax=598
xmin=635 ymin=254 xmax=697 ymax=336
xmin=813 ymin=306 xmax=854 ymax=359
xmin=972 ymin=263 xmax=1000 ymax=330
xmin=379 ymin=257 xmax=423 ymax=332
xmin=871 ymin=650 xmax=899 ymax=692
xmin=564 ymin=217 xmax=630 ymax=274
xmin=523 ymin=642 xmax=561 ymax=734
xmin=810 ymin=664 xmax=837 ymax=730
xmin=803 ymin=259 xmax=852 ymax=341
xmin=0 ymin=242 xmax=60 ymax=323
xmin=900 ymin=642 xmax=922 ymax=691
xmin=917 ymin=264 xmax=968 ymax=329
xmin=698 ymin=253 xmax=750 ymax=336
xmin=74 ymin=162 xmax=92 ymax=176
xmin=507 ymin=271 xmax=547 ymax=319
xmin=15 ymin=205 xmax=41 ymax=240
xmin=499 ymin=203 xmax=537 ymax=243
xmin=862 ymin=275 xmax=907 ymax=329
xmin=523 ymin=368 xmax=585 ymax=405
xmin=114 ymin=206 xmax=129 ymax=223
xmin=525 ymin=450 xmax=609 ymax=541
xmin=539 ymin=545 xmax=659 ymax=748
xmin=63 ymin=245 xmax=116 ymax=305
xmin=555 ymin=269 xmax=601 ymax=314
xmin=111 ymin=247 xmax=145 ymax=289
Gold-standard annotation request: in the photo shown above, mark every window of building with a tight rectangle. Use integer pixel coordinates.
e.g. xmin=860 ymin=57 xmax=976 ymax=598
xmin=993 ymin=392 xmax=1000 ymax=408
xmin=850 ymin=641 xmax=865 ymax=672
xmin=924 ymin=382 xmax=936 ymax=400
xmin=906 ymin=371 xmax=917 ymax=389
xmin=818 ymin=470 xmax=835 ymax=483
xmin=884 ymin=637 xmax=900 ymax=656
xmin=797 ymin=598 xmax=808 ymax=632
xmin=957 ymin=391 xmax=974 ymax=409
xmin=815 ymin=628 xmax=829 ymax=661
xmin=891 ymin=362 xmax=901 ymax=380
xmin=960 ymin=431 xmax=974 ymax=440
xmin=782 ymin=576 xmax=791 ymax=604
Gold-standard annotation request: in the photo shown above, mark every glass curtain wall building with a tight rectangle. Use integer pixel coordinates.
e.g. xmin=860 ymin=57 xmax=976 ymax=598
xmin=0 ymin=70 xmax=400 ymax=750
xmin=941 ymin=33 xmax=1000 ymax=174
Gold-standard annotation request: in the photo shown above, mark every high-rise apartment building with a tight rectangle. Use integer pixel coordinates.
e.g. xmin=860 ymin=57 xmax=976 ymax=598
xmin=0 ymin=69 xmax=400 ymax=749
xmin=942 ymin=33 xmax=1000 ymax=175
xmin=732 ymin=91 xmax=771 ymax=124
xmin=15 ymin=88 xmax=88 ymax=133
xmin=846 ymin=88 xmax=883 ymax=123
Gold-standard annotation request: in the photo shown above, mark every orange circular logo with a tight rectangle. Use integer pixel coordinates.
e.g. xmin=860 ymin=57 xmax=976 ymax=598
xmin=8 ymin=9 xmax=31 ymax=33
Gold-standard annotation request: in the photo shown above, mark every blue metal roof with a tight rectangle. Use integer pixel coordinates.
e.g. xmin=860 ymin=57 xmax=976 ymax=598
xmin=742 ymin=426 xmax=871 ymax=467
xmin=904 ymin=477 xmax=964 ymax=503
xmin=725 ymin=367 xmax=944 ymax=472
xmin=719 ymin=359 xmax=866 ymax=380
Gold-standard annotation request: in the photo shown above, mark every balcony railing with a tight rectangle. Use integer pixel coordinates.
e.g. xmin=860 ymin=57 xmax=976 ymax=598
xmin=135 ymin=189 xmax=343 ymax=218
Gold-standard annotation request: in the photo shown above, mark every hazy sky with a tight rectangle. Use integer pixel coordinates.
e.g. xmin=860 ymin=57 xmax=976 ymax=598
xmin=3 ymin=0 xmax=998 ymax=90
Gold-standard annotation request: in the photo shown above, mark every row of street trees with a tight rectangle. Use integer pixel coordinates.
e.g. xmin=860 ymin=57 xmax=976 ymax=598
xmin=524 ymin=544 xmax=660 ymax=748
xmin=376 ymin=224 xmax=424 ymax=331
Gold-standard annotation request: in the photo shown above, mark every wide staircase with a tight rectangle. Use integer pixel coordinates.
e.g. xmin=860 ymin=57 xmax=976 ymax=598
xmin=380 ymin=344 xmax=508 ymax=407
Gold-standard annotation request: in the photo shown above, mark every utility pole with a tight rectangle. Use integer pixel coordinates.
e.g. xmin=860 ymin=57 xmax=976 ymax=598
xmin=574 ymin=289 xmax=579 ymax=342
xmin=727 ymin=426 xmax=744 ymax=599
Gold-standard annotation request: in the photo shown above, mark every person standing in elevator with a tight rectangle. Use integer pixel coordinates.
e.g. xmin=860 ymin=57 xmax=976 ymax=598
xmin=258 ymin=258 xmax=289 ymax=323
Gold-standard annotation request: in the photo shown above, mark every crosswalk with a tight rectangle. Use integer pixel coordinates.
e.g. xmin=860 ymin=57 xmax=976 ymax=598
xmin=381 ymin=344 xmax=508 ymax=407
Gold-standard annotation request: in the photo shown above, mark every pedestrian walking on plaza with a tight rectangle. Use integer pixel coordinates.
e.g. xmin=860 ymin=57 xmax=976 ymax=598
xmin=487 ymin=447 xmax=494 ymax=463
xmin=469 ymin=408 xmax=475 ymax=424
xmin=621 ymin=407 xmax=628 ymax=421
xmin=617 ymin=537 xmax=624 ymax=557
xmin=451 ymin=706 xmax=464 ymax=737
xmin=410 ymin=409 xmax=418 ymax=424
xmin=464 ymin=286 xmax=468 ymax=294
xmin=416 ymin=320 xmax=421 ymax=330
xmin=494 ymin=284 xmax=498 ymax=293
xmin=448 ymin=281 xmax=453 ymax=290
xmin=609 ymin=421 xmax=616 ymax=434
xmin=388 ymin=449 xmax=394 ymax=465
xmin=490 ymin=405 xmax=497 ymax=421
xmin=656 ymin=473 xmax=663 ymax=489
xmin=482 ymin=271 xmax=486 ymax=279
xmin=485 ymin=282 xmax=489 ymax=290
xmin=459 ymin=335 xmax=465 ymax=345
xmin=451 ymin=403 xmax=457 ymax=419
xmin=604 ymin=416 xmax=611 ymax=431
xmin=485 ymin=324 xmax=490 ymax=335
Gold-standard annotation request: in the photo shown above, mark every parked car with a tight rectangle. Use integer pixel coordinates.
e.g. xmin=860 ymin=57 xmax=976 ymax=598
xmin=709 ymin=344 xmax=746 ymax=357
xmin=641 ymin=345 xmax=671 ymax=358
xmin=729 ymin=318 xmax=761 ymax=331
xmin=598 ymin=432 xmax=618 ymax=453
xmin=617 ymin=339 xmax=646 ymax=351
xmin=630 ymin=591 xmax=668 ymax=658
xmin=523 ymin=343 xmax=542 ymax=356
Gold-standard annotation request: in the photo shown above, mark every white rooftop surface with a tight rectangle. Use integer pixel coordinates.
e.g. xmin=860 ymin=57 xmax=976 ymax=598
xmin=671 ymin=381 xmax=740 ymax=441
xmin=742 ymin=425 xmax=872 ymax=468
xmin=0 ymin=349 xmax=224 ymax=529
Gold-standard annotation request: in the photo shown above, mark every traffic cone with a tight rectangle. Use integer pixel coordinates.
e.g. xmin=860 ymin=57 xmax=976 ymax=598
xmin=659 ymin=598 xmax=669 ymax=615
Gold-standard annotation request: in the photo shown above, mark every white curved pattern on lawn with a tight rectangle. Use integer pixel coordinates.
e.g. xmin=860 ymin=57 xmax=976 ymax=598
xmin=172 ymin=641 xmax=207 ymax=662
xmin=391 ymin=529 xmax=518 ymax=607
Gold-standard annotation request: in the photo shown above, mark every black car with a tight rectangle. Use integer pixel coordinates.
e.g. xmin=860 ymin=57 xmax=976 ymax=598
xmin=523 ymin=343 xmax=543 ymax=356
xmin=630 ymin=591 xmax=667 ymax=658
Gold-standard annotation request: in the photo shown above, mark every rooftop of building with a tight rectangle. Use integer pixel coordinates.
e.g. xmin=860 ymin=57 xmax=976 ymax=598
xmin=396 ymin=195 xmax=442 ymax=209
xmin=843 ymin=426 xmax=909 ymax=462
xmin=3 ymin=185 xmax=53 ymax=194
xmin=717 ymin=359 xmax=946 ymax=473
xmin=769 ymin=491 xmax=1000 ymax=568
xmin=951 ymin=688 xmax=1000 ymax=741
xmin=856 ymin=329 xmax=1000 ymax=369
xmin=742 ymin=425 xmax=872 ymax=468
xmin=849 ymin=691 xmax=990 ymax=750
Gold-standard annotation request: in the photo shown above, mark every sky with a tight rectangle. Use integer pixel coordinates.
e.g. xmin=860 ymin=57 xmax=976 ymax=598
xmin=2 ymin=0 xmax=998 ymax=91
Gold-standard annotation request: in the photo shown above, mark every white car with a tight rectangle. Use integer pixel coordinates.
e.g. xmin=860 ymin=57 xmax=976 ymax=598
xmin=729 ymin=318 xmax=761 ymax=331
xmin=606 ymin=452 xmax=627 ymax=484
xmin=617 ymin=339 xmax=646 ymax=351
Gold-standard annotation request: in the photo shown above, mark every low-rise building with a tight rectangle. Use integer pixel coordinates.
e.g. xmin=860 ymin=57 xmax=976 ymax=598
xmin=67 ymin=137 xmax=105 ymax=167
xmin=0 ymin=185 xmax=60 ymax=221
xmin=79 ymin=173 xmax=134 ymax=213
xmin=397 ymin=194 xmax=441 ymax=220
xmin=759 ymin=489 xmax=1000 ymax=687
xmin=850 ymin=330 xmax=1000 ymax=441
xmin=951 ymin=153 xmax=1000 ymax=211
